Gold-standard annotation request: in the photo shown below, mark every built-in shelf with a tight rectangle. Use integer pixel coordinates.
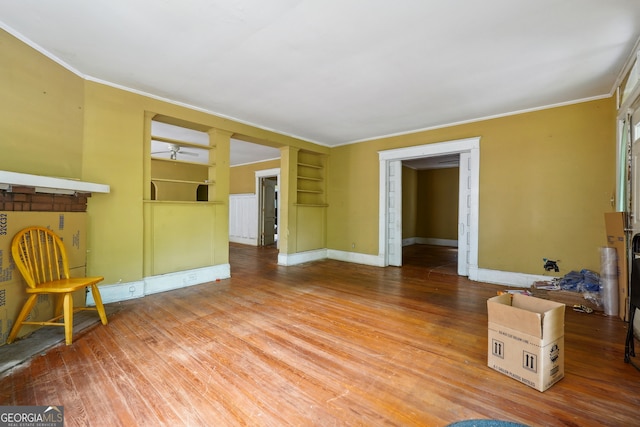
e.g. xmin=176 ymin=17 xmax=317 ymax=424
xmin=149 ymin=118 xmax=215 ymax=202
xmin=0 ymin=170 xmax=110 ymax=194
xmin=298 ymin=162 xmax=323 ymax=169
xmin=143 ymin=200 xmax=223 ymax=205
xmin=151 ymin=178 xmax=215 ymax=185
xmin=296 ymin=152 xmax=326 ymax=206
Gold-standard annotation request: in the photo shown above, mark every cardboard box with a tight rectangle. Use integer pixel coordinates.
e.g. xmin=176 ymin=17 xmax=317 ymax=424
xmin=487 ymin=294 xmax=565 ymax=392
xmin=0 ymin=212 xmax=87 ymax=345
xmin=604 ymin=212 xmax=629 ymax=321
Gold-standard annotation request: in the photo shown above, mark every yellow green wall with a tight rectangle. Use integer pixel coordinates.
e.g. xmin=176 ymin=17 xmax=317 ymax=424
xmin=416 ymin=168 xmax=459 ymax=240
xmin=1 ymin=29 xmax=327 ymax=284
xmin=230 ymin=159 xmax=281 ymax=194
xmin=401 ymin=166 xmax=417 ymax=239
xmin=1 ymin=27 xmax=619 ymax=280
xmin=402 ymin=166 xmax=459 ymax=241
xmin=0 ymin=29 xmax=84 ymax=178
xmin=328 ymin=98 xmax=616 ymax=274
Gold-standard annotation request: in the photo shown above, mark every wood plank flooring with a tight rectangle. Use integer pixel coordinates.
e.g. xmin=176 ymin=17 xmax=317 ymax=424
xmin=1 ymin=243 xmax=639 ymax=426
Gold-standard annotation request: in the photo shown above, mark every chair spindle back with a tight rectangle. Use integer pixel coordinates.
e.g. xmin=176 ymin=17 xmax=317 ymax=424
xmin=12 ymin=227 xmax=71 ymax=288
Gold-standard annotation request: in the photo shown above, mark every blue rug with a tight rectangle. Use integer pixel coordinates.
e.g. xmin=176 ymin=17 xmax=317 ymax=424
xmin=447 ymin=421 xmax=529 ymax=427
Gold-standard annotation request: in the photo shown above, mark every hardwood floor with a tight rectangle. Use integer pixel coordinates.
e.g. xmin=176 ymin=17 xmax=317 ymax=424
xmin=1 ymin=243 xmax=638 ymax=426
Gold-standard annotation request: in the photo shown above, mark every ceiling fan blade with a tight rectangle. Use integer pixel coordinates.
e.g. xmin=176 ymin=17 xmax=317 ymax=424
xmin=179 ymin=151 xmax=199 ymax=156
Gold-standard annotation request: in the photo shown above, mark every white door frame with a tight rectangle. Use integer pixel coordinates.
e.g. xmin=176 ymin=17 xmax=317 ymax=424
xmin=255 ymin=168 xmax=280 ymax=248
xmin=378 ymin=137 xmax=480 ymax=279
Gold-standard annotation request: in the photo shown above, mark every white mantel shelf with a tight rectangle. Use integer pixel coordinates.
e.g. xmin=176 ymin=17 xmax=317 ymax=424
xmin=0 ymin=171 xmax=110 ymax=194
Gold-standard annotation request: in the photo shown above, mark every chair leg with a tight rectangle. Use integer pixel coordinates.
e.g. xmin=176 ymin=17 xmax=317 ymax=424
xmin=54 ymin=293 xmax=64 ymax=317
xmin=91 ymin=284 xmax=108 ymax=325
xmin=7 ymin=295 xmax=38 ymax=344
xmin=63 ymin=293 xmax=73 ymax=346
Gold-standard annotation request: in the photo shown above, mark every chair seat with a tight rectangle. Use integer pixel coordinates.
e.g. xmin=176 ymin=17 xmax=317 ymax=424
xmin=26 ymin=276 xmax=105 ymax=293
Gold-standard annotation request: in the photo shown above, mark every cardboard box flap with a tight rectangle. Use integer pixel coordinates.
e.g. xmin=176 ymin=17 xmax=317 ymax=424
xmin=488 ymin=294 xmax=544 ymax=338
xmin=487 ymin=294 xmax=565 ymax=341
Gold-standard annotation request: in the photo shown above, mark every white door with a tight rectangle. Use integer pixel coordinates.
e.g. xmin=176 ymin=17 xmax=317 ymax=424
xmin=387 ymin=160 xmax=403 ymax=266
xmin=261 ymin=177 xmax=277 ymax=246
xmin=458 ymin=152 xmax=471 ymax=276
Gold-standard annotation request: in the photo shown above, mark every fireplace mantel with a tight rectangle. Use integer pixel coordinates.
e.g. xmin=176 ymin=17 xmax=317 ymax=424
xmin=0 ymin=171 xmax=110 ymax=194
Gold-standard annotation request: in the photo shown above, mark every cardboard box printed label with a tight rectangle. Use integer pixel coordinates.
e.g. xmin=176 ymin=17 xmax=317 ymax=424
xmin=487 ymin=293 xmax=565 ymax=392
xmin=0 ymin=212 xmax=88 ymax=345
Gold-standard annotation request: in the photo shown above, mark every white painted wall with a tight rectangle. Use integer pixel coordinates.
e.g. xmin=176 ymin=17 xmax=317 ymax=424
xmin=229 ymin=193 xmax=258 ymax=245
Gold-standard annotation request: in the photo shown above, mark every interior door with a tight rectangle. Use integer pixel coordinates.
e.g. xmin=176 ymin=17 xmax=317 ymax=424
xmin=261 ymin=177 xmax=277 ymax=246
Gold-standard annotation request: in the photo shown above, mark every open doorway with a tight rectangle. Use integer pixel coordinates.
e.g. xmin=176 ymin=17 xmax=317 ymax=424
xmin=402 ymin=155 xmax=460 ymax=274
xmin=255 ymin=168 xmax=280 ymax=248
xmin=378 ymin=137 xmax=480 ymax=279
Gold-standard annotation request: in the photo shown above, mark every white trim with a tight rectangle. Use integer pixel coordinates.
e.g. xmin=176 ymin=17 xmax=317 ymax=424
xmin=612 ymin=35 xmax=640 ymax=99
xmin=402 ymin=238 xmax=417 ymax=246
xmin=327 ymin=249 xmax=385 ymax=267
xmin=86 ymin=280 xmax=146 ymax=305
xmin=403 ymin=237 xmax=459 ymax=247
xmin=228 ymin=235 xmax=258 ymax=246
xmin=255 ymin=168 xmax=281 ymax=178
xmin=1 ymin=21 xmax=617 ymax=151
xmin=378 ymin=137 xmax=480 ymax=278
xmin=278 ymin=249 xmax=327 ymax=266
xmin=232 ymin=157 xmax=281 ymax=168
xmin=0 ymin=22 xmax=86 ymax=78
xmin=379 ymin=137 xmax=480 ymax=161
xmin=0 ymin=171 xmax=110 ymax=193
xmin=277 ymin=246 xmax=555 ymax=289
xmin=475 ymin=268 xmax=557 ymax=288
xmin=145 ymin=264 xmax=230 ymax=295
xmin=417 ymin=237 xmax=458 ymax=247
xmin=87 ymin=265 xmax=231 ymax=305
xmin=340 ymin=97 xmax=608 ymax=147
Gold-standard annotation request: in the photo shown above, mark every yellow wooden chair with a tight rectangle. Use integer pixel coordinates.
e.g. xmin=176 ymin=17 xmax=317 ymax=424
xmin=7 ymin=226 xmax=108 ymax=345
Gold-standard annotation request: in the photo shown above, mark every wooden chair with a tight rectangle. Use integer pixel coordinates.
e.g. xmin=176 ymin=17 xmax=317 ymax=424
xmin=7 ymin=226 xmax=108 ymax=345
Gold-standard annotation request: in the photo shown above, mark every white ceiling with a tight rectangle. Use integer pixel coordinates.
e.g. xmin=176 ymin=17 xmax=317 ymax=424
xmin=2 ymin=1 xmax=640 ymax=161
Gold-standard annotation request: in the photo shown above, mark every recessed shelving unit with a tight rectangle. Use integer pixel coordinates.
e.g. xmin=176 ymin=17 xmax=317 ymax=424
xmin=296 ymin=151 xmax=327 ymax=206
xmin=149 ymin=119 xmax=216 ymax=202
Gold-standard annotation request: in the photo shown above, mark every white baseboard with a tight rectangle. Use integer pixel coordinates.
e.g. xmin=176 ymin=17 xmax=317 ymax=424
xmin=417 ymin=237 xmax=458 ymax=247
xmin=326 ymin=249 xmax=385 ymax=267
xmin=402 ymin=237 xmax=417 ymax=246
xmin=87 ymin=280 xmax=146 ymax=305
xmin=229 ymin=236 xmax=258 ymax=246
xmin=475 ymin=268 xmax=557 ymax=288
xmin=88 ymin=264 xmax=231 ymax=305
xmin=403 ymin=237 xmax=458 ymax=247
xmin=279 ymin=247 xmax=551 ymax=289
xmin=89 ymin=252 xmax=555 ymax=306
xmin=278 ymin=249 xmax=327 ymax=266
xmin=145 ymin=264 xmax=231 ymax=295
